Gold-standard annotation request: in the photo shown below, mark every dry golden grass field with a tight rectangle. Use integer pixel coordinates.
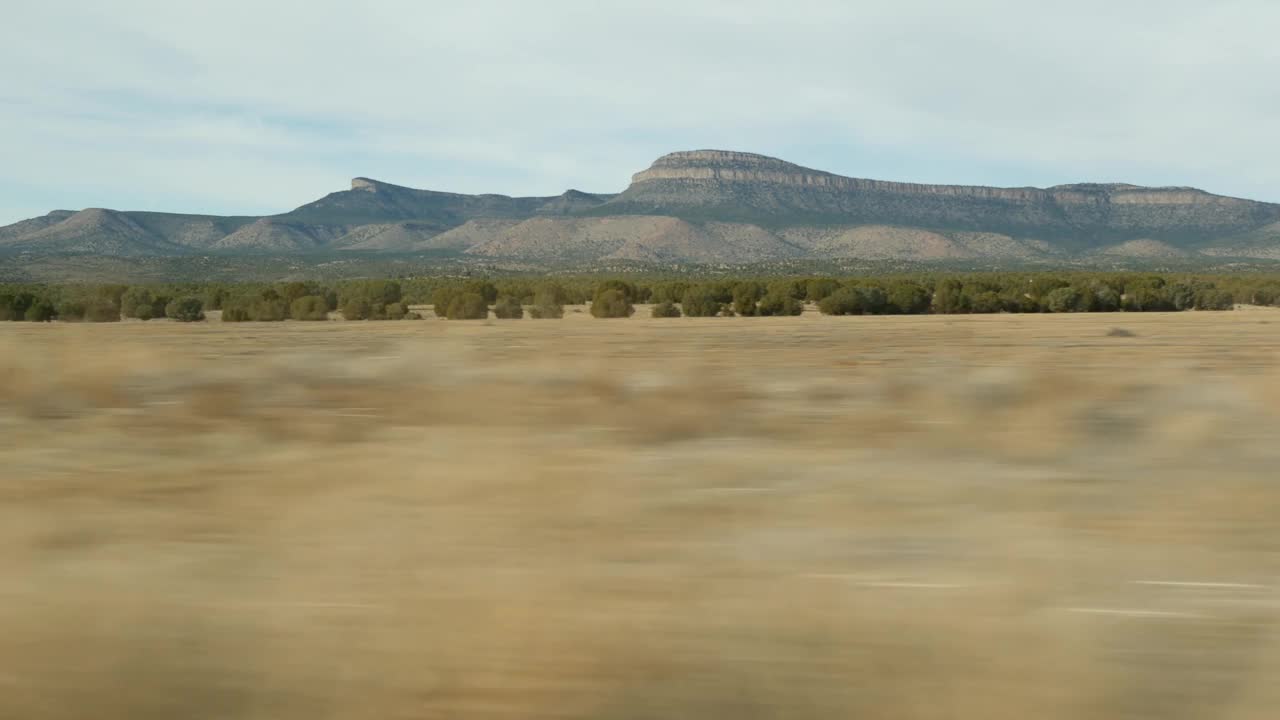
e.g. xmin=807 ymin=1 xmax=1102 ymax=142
xmin=3 ymin=307 xmax=1280 ymax=718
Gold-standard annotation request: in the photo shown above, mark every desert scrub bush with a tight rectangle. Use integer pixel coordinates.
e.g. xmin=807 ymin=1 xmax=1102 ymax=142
xmin=596 ymin=279 xmax=644 ymax=303
xmin=529 ymin=289 xmax=564 ymax=319
xmin=222 ymin=297 xmax=286 ymax=321
xmin=966 ymin=291 xmax=1005 ymax=314
xmin=886 ymin=282 xmax=932 ymax=314
xmin=591 ymin=289 xmax=634 ymax=318
xmin=680 ymin=286 xmax=723 ymax=317
xmin=23 ymin=299 xmax=56 ymax=322
xmin=1045 ymin=286 xmax=1094 ymax=313
xmin=731 ymin=281 xmax=765 ymax=316
xmin=931 ymin=279 xmax=969 ymax=314
xmin=492 ymin=296 xmax=524 ymax=319
xmin=462 ymin=279 xmax=499 ymax=304
xmin=120 ymin=287 xmax=160 ymax=319
xmin=446 ymin=293 xmax=490 ymax=320
xmin=383 ymin=302 xmax=408 ymax=320
xmin=757 ymin=291 xmax=803 ymax=316
xmin=165 ymin=296 xmax=205 ymax=322
xmin=250 ymin=298 xmax=288 ymax=321
xmin=805 ymin=277 xmax=841 ymax=302
xmin=57 ymin=297 xmax=118 ymax=322
xmin=820 ymin=286 xmax=887 ymax=315
xmin=649 ymin=281 xmax=690 ymax=304
xmin=1195 ymin=288 xmax=1234 ymax=310
xmin=290 ymin=295 xmax=330 ymax=321
xmin=651 ymin=301 xmax=682 ymax=318
xmin=342 ymin=298 xmax=372 ymax=321
xmin=430 ymin=287 xmax=458 ymax=317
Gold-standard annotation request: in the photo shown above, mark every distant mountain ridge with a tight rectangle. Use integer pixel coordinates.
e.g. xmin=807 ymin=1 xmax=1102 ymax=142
xmin=4 ymin=150 xmax=1279 ymax=264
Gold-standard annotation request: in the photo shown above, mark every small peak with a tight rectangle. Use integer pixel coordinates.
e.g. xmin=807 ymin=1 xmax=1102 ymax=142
xmin=351 ymin=177 xmax=380 ymax=191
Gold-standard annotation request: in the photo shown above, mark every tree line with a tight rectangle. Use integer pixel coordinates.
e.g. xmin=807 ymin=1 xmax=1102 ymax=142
xmin=2 ymin=272 xmax=1277 ymax=322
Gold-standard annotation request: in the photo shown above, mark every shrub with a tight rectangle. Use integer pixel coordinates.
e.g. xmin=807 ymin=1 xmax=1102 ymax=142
xmin=431 ymin=287 xmax=458 ymax=318
xmin=591 ymin=289 xmax=634 ymax=318
xmin=384 ymin=302 xmax=408 ymax=320
xmin=87 ymin=298 xmax=121 ymax=322
xmin=120 ymin=287 xmax=154 ymax=319
xmin=462 ymin=280 xmax=498 ymax=304
xmin=681 ymin=286 xmax=722 ymax=317
xmin=290 ymin=295 xmax=330 ymax=321
xmin=24 ymin=299 xmax=56 ymax=322
xmin=651 ymin=301 xmax=682 ymax=318
xmin=1196 ymin=289 xmax=1234 ymax=311
xmin=932 ymin=280 xmax=968 ymax=314
xmin=342 ymin=298 xmax=372 ymax=321
xmin=886 ymin=283 xmax=931 ymax=314
xmin=1093 ymin=287 xmax=1122 ymax=312
xmin=343 ymin=279 xmax=401 ymax=306
xmin=278 ymin=281 xmax=317 ymax=304
xmin=1168 ymin=282 xmax=1197 ymax=311
xmin=259 ymin=299 xmax=289 ymax=321
xmin=731 ymin=282 xmax=765 ymax=316
xmin=768 ymin=279 xmax=807 ymax=300
xmin=805 ymin=278 xmax=841 ymax=302
xmin=529 ymin=289 xmax=564 ymax=319
xmin=1123 ymin=287 xmax=1169 ymax=312
xmin=856 ymin=286 xmax=888 ymax=314
xmin=757 ymin=292 xmax=803 ymax=316
xmin=819 ymin=286 xmax=885 ymax=315
xmin=446 ymin=293 xmax=490 ymax=320
xmin=60 ymin=298 xmax=119 ymax=323
xmin=596 ymin=279 xmax=641 ymax=303
xmin=225 ymin=298 xmax=288 ymax=321
xmin=968 ymin=291 xmax=1004 ymax=314
xmin=492 ymin=296 xmax=524 ymax=319
xmin=649 ymin=282 xmax=690 ymax=304
xmin=1045 ymin=287 xmax=1092 ymax=313
xmin=165 ymin=297 xmax=205 ymax=322
xmin=818 ymin=287 xmax=862 ymax=315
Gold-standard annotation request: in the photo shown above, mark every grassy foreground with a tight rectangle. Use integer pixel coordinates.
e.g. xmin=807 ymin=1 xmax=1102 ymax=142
xmin=3 ymin=311 xmax=1280 ymax=718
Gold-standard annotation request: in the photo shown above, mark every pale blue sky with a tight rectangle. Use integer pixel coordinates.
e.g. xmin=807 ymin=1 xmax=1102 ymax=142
xmin=2 ymin=0 xmax=1278 ymax=225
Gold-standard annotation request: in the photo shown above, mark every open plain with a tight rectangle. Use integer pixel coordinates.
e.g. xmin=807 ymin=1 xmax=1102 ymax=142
xmin=3 ymin=309 xmax=1280 ymax=718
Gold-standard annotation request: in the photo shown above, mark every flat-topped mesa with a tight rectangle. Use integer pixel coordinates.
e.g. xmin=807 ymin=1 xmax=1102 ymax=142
xmin=633 ymin=150 xmax=1048 ymax=202
xmin=630 ymin=150 xmax=1254 ymax=207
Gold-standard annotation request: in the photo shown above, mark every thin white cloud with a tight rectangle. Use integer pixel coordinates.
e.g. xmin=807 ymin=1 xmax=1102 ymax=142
xmin=2 ymin=0 xmax=1279 ymax=224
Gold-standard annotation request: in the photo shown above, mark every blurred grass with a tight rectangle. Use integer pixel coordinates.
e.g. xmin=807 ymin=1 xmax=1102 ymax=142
xmin=2 ymin=312 xmax=1280 ymax=718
